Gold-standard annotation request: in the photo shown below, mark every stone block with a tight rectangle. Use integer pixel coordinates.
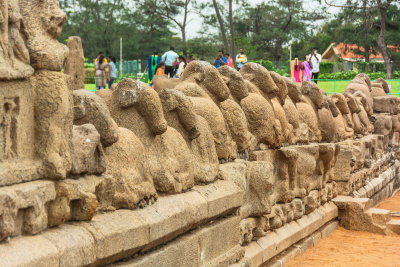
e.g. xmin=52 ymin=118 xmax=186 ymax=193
xmin=81 ymin=209 xmax=149 ymax=265
xmin=196 ymin=216 xmax=241 ymax=265
xmin=243 ymin=242 xmax=264 ymax=267
xmin=332 ymin=196 xmax=371 ymax=211
xmin=218 ymin=160 xmax=248 ymax=191
xmin=367 ymin=208 xmax=392 ymax=225
xmin=0 ymin=180 xmax=56 ymax=241
xmin=114 ymin=233 xmax=199 ymax=267
xmin=71 ymin=124 xmax=106 ymax=175
xmin=320 ymin=220 xmax=339 ymax=239
xmin=148 ymin=191 xmax=208 ymax=243
xmin=0 ymin=235 xmax=59 ymax=267
xmin=206 ymin=245 xmax=244 ymax=267
xmin=388 ymin=219 xmax=400 ymax=234
xmin=193 ymin=180 xmax=243 ymax=219
xmin=112 ymin=216 xmax=242 ymax=267
xmin=256 ymin=232 xmax=278 ymax=262
xmin=332 ymin=143 xmax=353 ymax=182
xmin=42 ymin=224 xmax=96 ymax=267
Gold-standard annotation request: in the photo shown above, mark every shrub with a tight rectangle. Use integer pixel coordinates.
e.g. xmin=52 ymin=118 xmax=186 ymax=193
xmin=319 ymin=62 xmax=334 ymax=74
xmin=84 ymin=68 xmax=95 ymax=84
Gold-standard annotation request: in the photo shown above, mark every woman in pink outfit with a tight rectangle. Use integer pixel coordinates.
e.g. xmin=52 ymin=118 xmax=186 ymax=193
xmin=301 ymin=55 xmax=313 ymax=82
xmin=290 ymin=55 xmax=302 ymax=83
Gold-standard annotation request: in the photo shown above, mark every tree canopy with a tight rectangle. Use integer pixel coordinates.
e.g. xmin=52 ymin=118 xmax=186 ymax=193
xmin=59 ymin=0 xmax=400 ymax=77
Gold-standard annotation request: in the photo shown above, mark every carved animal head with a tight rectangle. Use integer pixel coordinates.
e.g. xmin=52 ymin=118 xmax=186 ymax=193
xmin=301 ymin=81 xmax=324 ymax=109
xmin=330 ymin=93 xmax=350 ymax=115
xmin=239 ymin=63 xmax=279 ymax=98
xmin=180 ymin=61 xmax=230 ymax=102
xmin=218 ymin=66 xmax=249 ymax=101
xmin=343 ymin=92 xmax=361 ymax=114
xmin=113 ymin=78 xmax=168 ymax=135
xmin=283 ymin=76 xmax=302 ymax=103
xmin=269 ymin=71 xmax=288 ymax=105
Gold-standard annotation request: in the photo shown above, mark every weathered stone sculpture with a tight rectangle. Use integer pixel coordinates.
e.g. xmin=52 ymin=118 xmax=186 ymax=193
xmin=0 ymin=0 xmax=33 ymax=79
xmin=32 ymin=71 xmax=73 ymax=179
xmin=2 ymin=3 xmax=400 ymax=264
xmin=64 ymin=36 xmax=85 ymax=90
xmin=73 ymin=89 xmax=119 ymax=147
xmin=158 ymin=87 xmax=219 ymax=183
xmin=20 ymin=0 xmax=68 ymax=70
xmin=104 ymin=127 xmax=157 ymax=209
xmin=100 ymin=79 xmax=195 ymax=193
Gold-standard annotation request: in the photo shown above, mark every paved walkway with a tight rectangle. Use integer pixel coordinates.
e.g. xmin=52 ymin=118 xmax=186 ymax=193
xmin=287 ymin=192 xmax=400 ymax=267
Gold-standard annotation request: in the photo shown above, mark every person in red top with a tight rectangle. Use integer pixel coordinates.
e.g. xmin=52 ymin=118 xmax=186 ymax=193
xmin=225 ymin=53 xmax=234 ymax=68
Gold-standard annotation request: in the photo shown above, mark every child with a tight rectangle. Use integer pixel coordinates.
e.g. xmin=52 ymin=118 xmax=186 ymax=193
xmin=155 ymin=62 xmax=166 ymax=76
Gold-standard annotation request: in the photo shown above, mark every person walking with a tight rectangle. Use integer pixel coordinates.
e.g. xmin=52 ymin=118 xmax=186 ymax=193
xmin=301 ymin=55 xmax=312 ymax=82
xmin=148 ymin=49 xmax=161 ymax=83
xmin=162 ymin=46 xmax=178 ymax=78
xmin=290 ymin=55 xmax=302 ymax=83
xmin=175 ymin=56 xmax=187 ymax=78
xmin=309 ymin=47 xmax=321 ymax=84
xmin=236 ymin=48 xmax=247 ymax=71
xmin=95 ymin=55 xmax=108 ymax=90
xmin=108 ymin=55 xmax=117 ymax=89
xmin=225 ymin=53 xmax=234 ymax=68
xmin=214 ymin=50 xmax=228 ymax=68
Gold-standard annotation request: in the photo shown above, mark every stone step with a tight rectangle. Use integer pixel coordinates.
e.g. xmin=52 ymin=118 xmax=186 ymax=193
xmin=241 ymin=202 xmax=338 ymax=267
xmin=387 ymin=219 xmax=400 ymax=234
xmin=366 ymin=208 xmax=392 ymax=225
xmin=332 ymin=196 xmax=372 ymax=211
xmin=0 ymin=180 xmax=244 ymax=267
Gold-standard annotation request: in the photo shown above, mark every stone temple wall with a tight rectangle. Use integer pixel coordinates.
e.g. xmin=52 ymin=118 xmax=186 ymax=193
xmin=1 ymin=1 xmax=400 ymax=266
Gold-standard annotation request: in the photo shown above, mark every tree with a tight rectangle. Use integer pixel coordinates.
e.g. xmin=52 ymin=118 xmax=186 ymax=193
xmin=238 ymin=0 xmax=326 ymax=68
xmin=59 ymin=0 xmax=175 ymax=60
xmin=324 ymin=0 xmax=396 ymax=78
xmin=212 ymin=0 xmax=230 ymax=54
xmin=196 ymin=0 xmax=244 ymax=58
xmin=139 ymin=0 xmax=195 ymax=57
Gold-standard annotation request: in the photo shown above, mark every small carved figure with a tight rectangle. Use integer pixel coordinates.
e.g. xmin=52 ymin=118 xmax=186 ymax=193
xmin=0 ymin=98 xmax=17 ymax=160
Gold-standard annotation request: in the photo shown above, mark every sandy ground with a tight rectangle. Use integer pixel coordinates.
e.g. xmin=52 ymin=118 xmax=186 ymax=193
xmin=287 ymin=191 xmax=400 ymax=267
xmin=376 ymin=190 xmax=400 ymax=219
xmin=286 ymin=227 xmax=400 ymax=267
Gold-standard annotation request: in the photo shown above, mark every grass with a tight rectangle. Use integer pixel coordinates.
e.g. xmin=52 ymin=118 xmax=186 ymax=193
xmin=318 ymin=80 xmax=400 ymax=96
xmin=85 ymin=79 xmax=400 ymax=96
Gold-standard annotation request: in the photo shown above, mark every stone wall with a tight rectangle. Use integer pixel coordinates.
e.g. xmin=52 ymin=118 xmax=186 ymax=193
xmin=1 ymin=1 xmax=400 ymax=266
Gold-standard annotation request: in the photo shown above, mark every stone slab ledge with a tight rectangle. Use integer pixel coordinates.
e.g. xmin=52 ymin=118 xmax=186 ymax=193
xmin=0 ymin=180 xmax=243 ymax=267
xmin=241 ymin=202 xmax=338 ymax=267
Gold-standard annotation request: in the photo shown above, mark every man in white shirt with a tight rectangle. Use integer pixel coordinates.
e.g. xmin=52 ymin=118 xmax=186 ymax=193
xmin=309 ymin=47 xmax=322 ymax=84
xmin=162 ymin=46 xmax=179 ymax=78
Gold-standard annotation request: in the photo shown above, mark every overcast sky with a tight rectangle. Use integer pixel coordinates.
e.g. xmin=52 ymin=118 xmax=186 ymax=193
xmin=182 ymin=0 xmax=340 ymax=39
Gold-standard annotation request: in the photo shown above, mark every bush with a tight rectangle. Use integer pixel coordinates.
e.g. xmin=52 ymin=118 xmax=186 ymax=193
xmin=319 ymin=62 xmax=334 ymax=74
xmin=84 ymin=68 xmax=95 ymax=84
xmin=85 ymin=62 xmax=95 ymax=69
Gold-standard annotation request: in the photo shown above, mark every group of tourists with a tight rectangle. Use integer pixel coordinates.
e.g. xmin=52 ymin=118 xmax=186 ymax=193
xmin=290 ymin=47 xmax=322 ymax=84
xmin=94 ymin=52 xmax=117 ymax=90
xmin=147 ymin=46 xmax=190 ymax=82
xmin=147 ymin=46 xmax=248 ymax=84
xmin=93 ymin=44 xmax=320 ymax=90
xmin=212 ymin=48 xmax=248 ymax=71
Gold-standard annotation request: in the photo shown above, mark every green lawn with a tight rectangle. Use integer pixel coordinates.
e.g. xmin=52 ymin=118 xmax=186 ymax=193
xmin=85 ymin=79 xmax=400 ymax=96
xmin=85 ymin=84 xmax=97 ymax=91
xmin=318 ymin=80 xmax=400 ymax=96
